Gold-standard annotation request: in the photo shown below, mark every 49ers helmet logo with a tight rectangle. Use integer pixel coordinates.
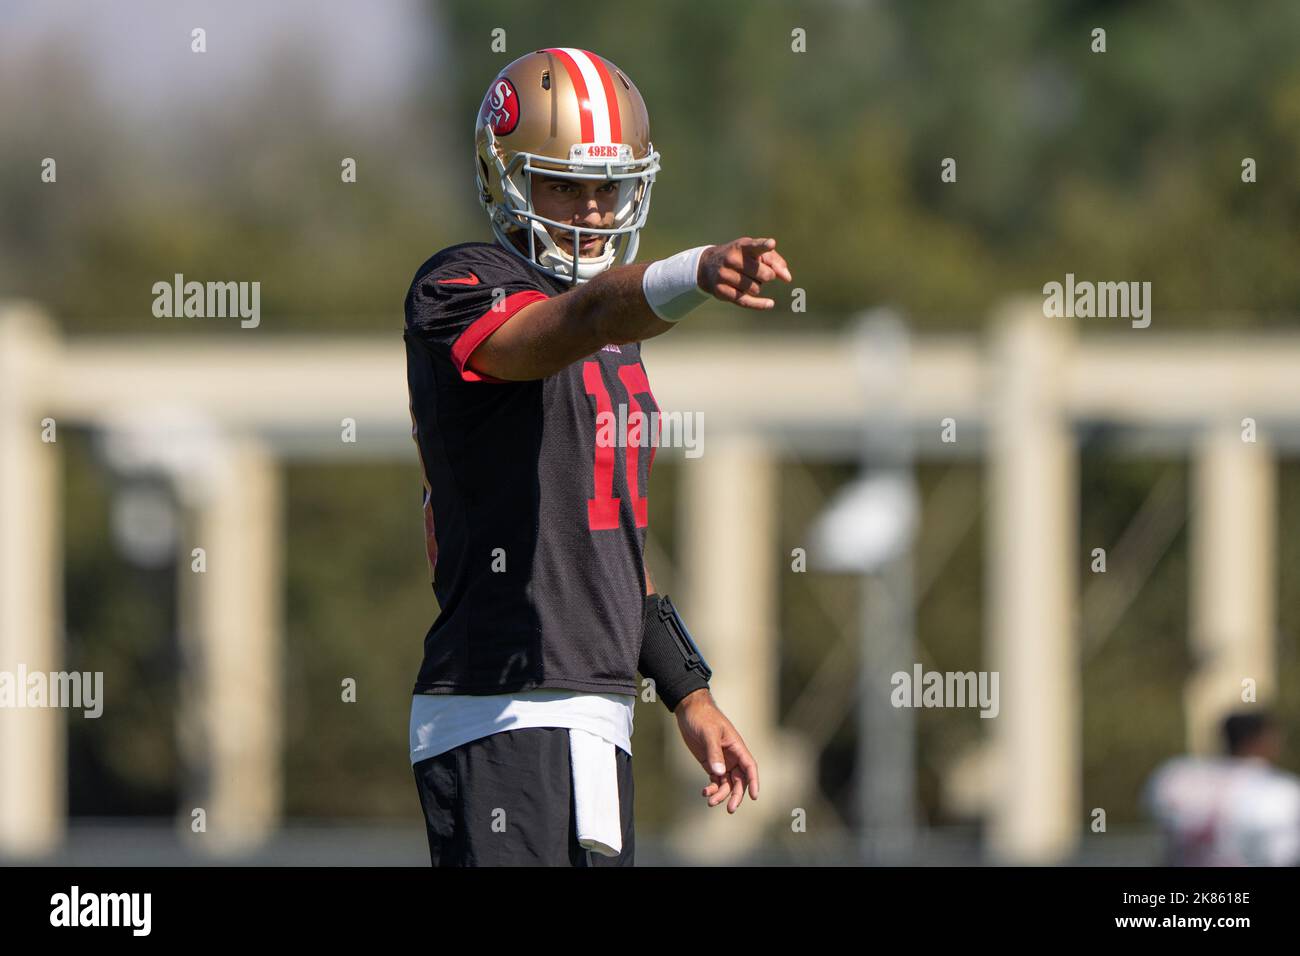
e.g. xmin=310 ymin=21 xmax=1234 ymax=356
xmin=482 ymin=78 xmax=519 ymax=135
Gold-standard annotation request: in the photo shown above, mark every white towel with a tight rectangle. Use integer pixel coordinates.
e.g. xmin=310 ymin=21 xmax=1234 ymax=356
xmin=569 ymin=728 xmax=622 ymax=857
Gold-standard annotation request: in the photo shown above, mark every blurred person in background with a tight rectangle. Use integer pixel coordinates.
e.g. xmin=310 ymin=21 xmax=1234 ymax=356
xmin=1144 ymin=710 xmax=1300 ymax=866
xmin=403 ymin=49 xmax=789 ymax=866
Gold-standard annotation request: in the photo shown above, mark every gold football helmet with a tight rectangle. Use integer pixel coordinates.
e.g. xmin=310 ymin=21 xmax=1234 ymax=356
xmin=474 ymin=49 xmax=660 ymax=285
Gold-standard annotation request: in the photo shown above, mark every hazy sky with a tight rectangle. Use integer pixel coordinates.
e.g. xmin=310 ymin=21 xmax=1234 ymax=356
xmin=1 ymin=0 xmax=440 ymax=118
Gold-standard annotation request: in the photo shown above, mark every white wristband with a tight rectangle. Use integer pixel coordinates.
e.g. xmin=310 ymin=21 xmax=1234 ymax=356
xmin=642 ymin=245 xmax=712 ymax=322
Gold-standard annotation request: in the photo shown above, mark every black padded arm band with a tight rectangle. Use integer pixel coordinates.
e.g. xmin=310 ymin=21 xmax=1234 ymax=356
xmin=638 ymin=592 xmax=712 ymax=712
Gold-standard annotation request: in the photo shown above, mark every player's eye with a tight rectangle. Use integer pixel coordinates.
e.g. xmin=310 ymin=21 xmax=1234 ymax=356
xmin=596 ymin=182 xmax=618 ymax=194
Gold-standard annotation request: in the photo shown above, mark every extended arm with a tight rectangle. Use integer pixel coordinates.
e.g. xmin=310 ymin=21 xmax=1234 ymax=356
xmin=468 ymin=238 xmax=791 ymax=381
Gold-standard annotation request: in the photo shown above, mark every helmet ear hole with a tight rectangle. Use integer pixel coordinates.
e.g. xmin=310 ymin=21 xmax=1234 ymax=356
xmin=478 ymin=156 xmax=491 ymax=190
xmin=541 ymin=70 xmax=550 ymax=91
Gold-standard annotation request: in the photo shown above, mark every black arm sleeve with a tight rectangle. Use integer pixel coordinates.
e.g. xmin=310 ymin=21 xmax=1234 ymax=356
xmin=638 ymin=592 xmax=712 ymax=712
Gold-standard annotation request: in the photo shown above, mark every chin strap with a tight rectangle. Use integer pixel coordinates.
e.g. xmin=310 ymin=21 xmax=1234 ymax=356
xmin=533 ymin=224 xmax=616 ymax=284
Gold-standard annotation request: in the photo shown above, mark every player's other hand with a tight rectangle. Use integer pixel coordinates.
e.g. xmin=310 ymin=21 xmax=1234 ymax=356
xmin=697 ymin=237 xmax=793 ymax=311
xmin=674 ymin=688 xmax=760 ymax=813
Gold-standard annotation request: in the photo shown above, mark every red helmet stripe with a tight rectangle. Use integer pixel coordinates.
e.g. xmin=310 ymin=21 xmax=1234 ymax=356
xmin=586 ymin=51 xmax=623 ymax=144
xmin=545 ymin=47 xmax=595 ymax=142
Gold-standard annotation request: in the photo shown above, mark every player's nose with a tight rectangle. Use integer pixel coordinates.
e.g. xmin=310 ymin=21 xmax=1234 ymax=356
xmin=575 ymin=203 xmax=605 ymax=226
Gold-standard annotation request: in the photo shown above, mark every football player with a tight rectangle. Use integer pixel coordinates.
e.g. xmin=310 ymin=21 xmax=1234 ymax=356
xmin=1144 ymin=710 xmax=1300 ymax=866
xmin=405 ymin=48 xmax=790 ymax=866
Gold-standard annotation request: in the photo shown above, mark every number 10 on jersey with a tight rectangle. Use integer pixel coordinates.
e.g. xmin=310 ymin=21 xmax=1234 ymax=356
xmin=584 ymin=360 xmax=655 ymax=531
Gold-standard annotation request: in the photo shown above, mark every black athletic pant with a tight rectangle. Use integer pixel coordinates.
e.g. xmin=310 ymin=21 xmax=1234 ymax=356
xmin=413 ymin=726 xmax=635 ymax=867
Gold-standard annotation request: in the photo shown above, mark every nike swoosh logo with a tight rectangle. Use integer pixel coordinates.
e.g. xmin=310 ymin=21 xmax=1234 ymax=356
xmin=436 ymin=272 xmax=481 ymax=286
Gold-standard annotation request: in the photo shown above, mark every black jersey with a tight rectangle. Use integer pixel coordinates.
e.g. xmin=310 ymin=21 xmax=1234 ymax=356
xmin=403 ymin=241 xmax=660 ymax=696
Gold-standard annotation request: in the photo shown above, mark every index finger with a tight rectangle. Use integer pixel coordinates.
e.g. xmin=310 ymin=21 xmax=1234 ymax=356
xmin=738 ymin=237 xmax=777 ymax=255
xmin=760 ymin=249 xmax=792 ymax=283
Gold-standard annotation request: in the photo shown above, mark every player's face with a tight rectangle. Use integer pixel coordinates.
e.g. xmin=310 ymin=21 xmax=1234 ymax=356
xmin=1259 ymin=726 xmax=1284 ymax=762
xmin=530 ymin=174 xmax=619 ymax=258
